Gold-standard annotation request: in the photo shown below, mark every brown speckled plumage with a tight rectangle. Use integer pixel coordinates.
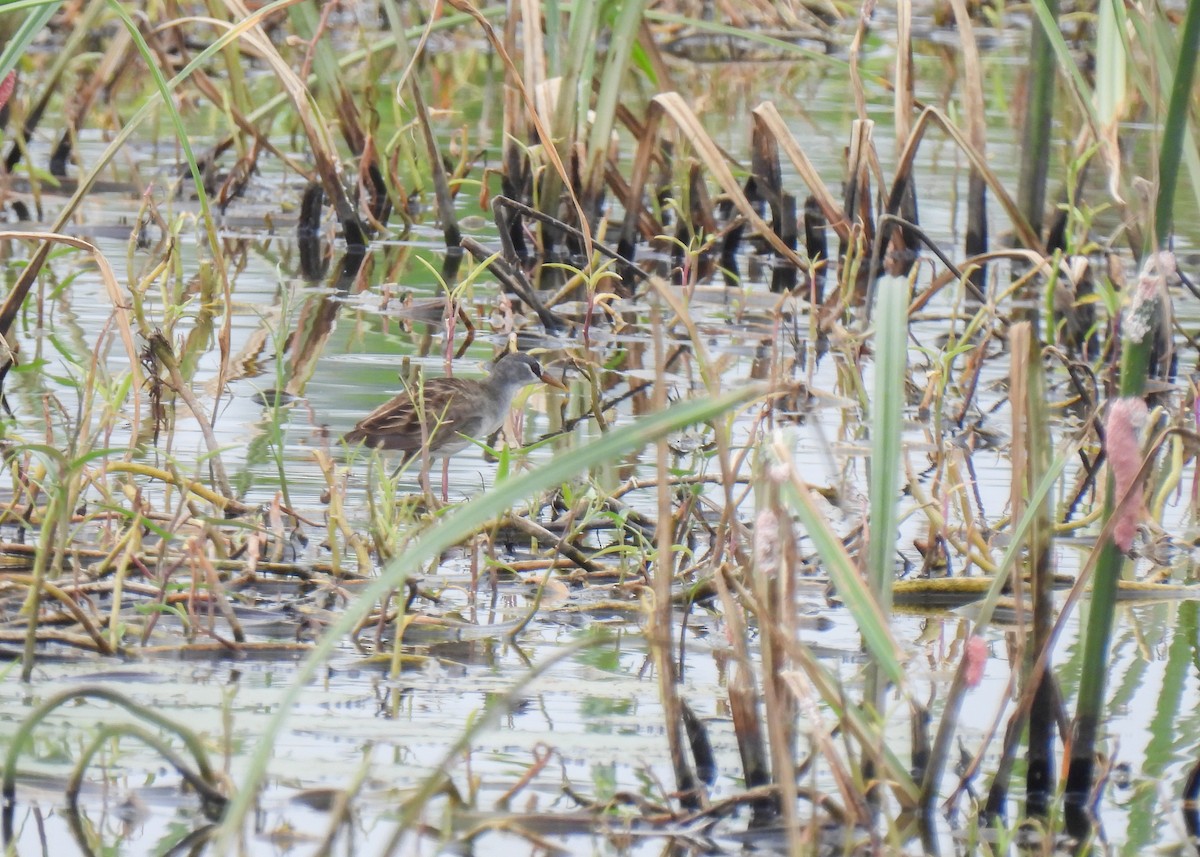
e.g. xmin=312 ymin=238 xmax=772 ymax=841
xmin=344 ymin=353 xmax=560 ymax=458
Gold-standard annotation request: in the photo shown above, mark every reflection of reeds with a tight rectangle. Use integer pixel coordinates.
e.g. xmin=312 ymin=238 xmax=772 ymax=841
xmin=2 ymin=685 xmax=228 ymax=847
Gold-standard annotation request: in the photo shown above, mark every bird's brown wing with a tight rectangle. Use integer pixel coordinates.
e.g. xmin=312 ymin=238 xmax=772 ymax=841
xmin=343 ymin=378 xmax=482 ymax=454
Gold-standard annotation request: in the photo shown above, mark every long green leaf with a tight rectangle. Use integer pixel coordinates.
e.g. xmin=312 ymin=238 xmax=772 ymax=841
xmin=1153 ymin=0 xmax=1200 ymax=246
xmin=1027 ymin=0 xmax=1103 ymax=136
xmin=773 ymin=437 xmax=905 ymax=688
xmin=861 ymin=274 xmax=909 ymax=711
xmin=583 ymin=0 xmax=651 ymax=198
xmin=866 ymin=275 xmax=908 ymax=607
xmin=0 ymin=1 xmax=60 ymax=85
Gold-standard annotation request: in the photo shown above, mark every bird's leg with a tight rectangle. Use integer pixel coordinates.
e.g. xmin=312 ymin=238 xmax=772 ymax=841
xmin=417 ymin=436 xmax=435 ymax=504
xmin=414 ymin=450 xmax=435 ymax=508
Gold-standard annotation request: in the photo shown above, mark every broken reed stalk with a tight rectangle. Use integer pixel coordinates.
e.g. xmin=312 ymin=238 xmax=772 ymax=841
xmin=771 ymin=436 xmax=918 ymax=808
xmin=949 ymin=0 xmax=989 ymax=296
xmin=1016 ymin=0 xmax=1059 ymax=238
xmin=648 ymin=302 xmax=701 ymax=809
xmin=844 ymin=119 xmax=874 ymax=277
xmin=441 ymin=0 xmax=593 ymax=262
xmin=211 ymin=4 xmax=364 ymax=244
xmin=747 ymin=116 xmax=798 ymax=293
xmin=714 ymin=563 xmax=772 ymax=805
xmin=530 ymin=0 xmax=582 ymax=237
xmin=2 ymin=0 xmax=105 ymax=174
xmin=1151 ymin=0 xmax=1200 ymax=250
xmin=749 ymin=478 xmax=802 ymax=836
xmin=1022 ymin=322 xmax=1058 ymax=817
xmin=888 ymin=0 xmax=920 ymax=271
xmin=920 ymin=425 xmax=1079 ymax=810
xmin=581 ymin=0 xmax=650 ymax=216
xmin=751 ymin=103 xmax=848 ymax=244
xmin=897 ymin=107 xmax=1044 ymax=252
xmin=409 ymin=77 xmax=462 ymax=253
xmin=618 ymin=94 xmax=810 ymax=274
xmin=893 ymin=0 xmax=914 ymax=157
xmin=981 ymin=322 xmax=1058 ymax=817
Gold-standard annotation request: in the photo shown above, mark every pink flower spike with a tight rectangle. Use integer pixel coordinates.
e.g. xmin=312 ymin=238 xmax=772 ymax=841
xmin=964 ymin=636 xmax=988 ymax=689
xmin=1105 ymin=397 xmax=1149 ymax=552
xmin=0 ymin=72 xmax=14 ymax=114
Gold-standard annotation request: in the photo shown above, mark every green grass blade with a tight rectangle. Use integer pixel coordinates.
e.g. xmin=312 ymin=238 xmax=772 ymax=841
xmin=0 ymin=1 xmax=59 ymax=84
xmin=1028 ymin=0 xmax=1103 ymax=141
xmin=583 ymin=0 xmax=650 ymax=199
xmin=866 ymin=274 xmax=908 ymax=607
xmin=773 ymin=438 xmax=905 ymax=688
xmin=1153 ymin=0 xmax=1200 ymax=245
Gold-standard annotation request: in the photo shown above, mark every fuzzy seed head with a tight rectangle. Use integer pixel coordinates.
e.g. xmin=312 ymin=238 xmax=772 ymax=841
xmin=754 ymin=508 xmax=780 ymax=576
xmin=1126 ymin=251 xmax=1175 ymax=344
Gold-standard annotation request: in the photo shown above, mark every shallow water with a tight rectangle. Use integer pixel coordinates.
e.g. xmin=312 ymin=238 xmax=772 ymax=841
xmin=3 ymin=10 xmax=1200 ymax=857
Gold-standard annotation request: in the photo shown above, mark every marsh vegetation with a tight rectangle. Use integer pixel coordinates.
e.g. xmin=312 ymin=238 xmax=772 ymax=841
xmin=1 ymin=0 xmax=1200 ymax=854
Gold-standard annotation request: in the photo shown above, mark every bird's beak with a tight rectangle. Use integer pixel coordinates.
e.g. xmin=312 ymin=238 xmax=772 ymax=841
xmin=541 ymin=371 xmax=568 ymax=391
